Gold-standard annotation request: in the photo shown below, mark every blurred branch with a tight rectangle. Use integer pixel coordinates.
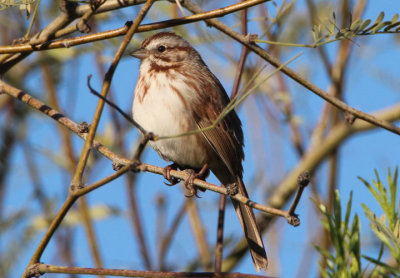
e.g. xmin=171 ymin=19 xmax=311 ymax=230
xmin=216 ymin=5 xmax=249 ymax=271
xmin=158 ymin=200 xmax=186 ymax=270
xmin=230 ymin=6 xmax=249 ymax=100
xmin=186 ymin=198 xmax=212 ymax=270
xmin=69 ymin=0 xmax=155 ymax=189
xmin=319 ymin=1 xmax=367 ymax=272
xmin=215 ymin=194 xmax=226 ymax=272
xmin=92 ymin=35 xmax=153 ymax=269
xmin=0 ymin=0 xmax=270 ymax=55
xmin=0 ymin=102 xmax=19 ymax=225
xmin=19 ymin=1 xmax=156 ymax=276
xmin=23 ymin=143 xmax=77 ymax=274
xmin=41 ymin=56 xmax=104 ymax=274
xmin=29 ymin=0 xmax=156 ymax=44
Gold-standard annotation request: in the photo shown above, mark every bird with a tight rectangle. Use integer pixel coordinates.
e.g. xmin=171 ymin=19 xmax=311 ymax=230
xmin=130 ymin=31 xmax=267 ymax=271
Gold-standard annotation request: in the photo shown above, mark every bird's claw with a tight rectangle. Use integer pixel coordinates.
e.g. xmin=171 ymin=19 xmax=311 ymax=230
xmin=183 ymin=164 xmax=209 ymax=197
xmin=184 ymin=169 xmax=201 ymax=197
xmin=163 ymin=163 xmax=180 ymax=186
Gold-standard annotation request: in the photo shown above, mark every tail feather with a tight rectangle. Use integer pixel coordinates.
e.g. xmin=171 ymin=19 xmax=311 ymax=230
xmin=231 ymin=177 xmax=268 ymax=271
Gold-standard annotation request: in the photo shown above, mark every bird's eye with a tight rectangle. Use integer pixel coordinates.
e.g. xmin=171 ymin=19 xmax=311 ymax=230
xmin=157 ymin=45 xmax=166 ymax=52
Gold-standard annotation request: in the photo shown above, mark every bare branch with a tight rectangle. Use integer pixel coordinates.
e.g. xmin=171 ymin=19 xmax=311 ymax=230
xmin=28 ymin=263 xmax=273 ymax=278
xmin=182 ymin=0 xmax=400 ymax=136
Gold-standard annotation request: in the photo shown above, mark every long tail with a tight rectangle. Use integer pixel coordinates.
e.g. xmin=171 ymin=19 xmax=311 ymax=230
xmin=231 ymin=177 xmax=268 ymax=271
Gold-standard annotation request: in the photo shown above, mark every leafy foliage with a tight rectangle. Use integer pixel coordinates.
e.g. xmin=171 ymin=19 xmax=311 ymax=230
xmin=359 ymin=167 xmax=400 ymax=277
xmin=312 ymin=12 xmax=400 ymax=46
xmin=316 ymin=168 xmax=400 ymax=277
xmin=256 ymin=11 xmax=400 ymax=48
xmin=315 ymin=191 xmax=362 ymax=278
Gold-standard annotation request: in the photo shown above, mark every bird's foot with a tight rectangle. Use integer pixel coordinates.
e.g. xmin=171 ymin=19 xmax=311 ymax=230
xmin=163 ymin=163 xmax=180 ymax=186
xmin=184 ymin=164 xmax=209 ymax=197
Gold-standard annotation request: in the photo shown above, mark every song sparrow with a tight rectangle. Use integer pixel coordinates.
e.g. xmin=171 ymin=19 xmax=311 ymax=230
xmin=130 ymin=32 xmax=267 ymax=271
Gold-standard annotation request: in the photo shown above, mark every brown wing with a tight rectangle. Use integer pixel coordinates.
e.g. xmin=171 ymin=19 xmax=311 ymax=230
xmin=192 ymin=71 xmax=244 ymax=183
xmin=191 ymin=67 xmax=268 ymax=271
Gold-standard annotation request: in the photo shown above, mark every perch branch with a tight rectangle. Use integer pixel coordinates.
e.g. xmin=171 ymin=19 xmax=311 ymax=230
xmin=27 ymin=263 xmax=272 ymax=278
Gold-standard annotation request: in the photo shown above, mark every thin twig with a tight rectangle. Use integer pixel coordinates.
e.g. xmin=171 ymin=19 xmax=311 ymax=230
xmin=87 ymin=74 xmax=148 ymax=135
xmin=230 ymin=6 xmax=249 ymax=99
xmin=182 ymin=0 xmax=400 ymax=136
xmin=24 ymin=0 xmax=41 ymax=38
xmin=287 ymin=172 xmax=311 ymax=224
xmin=41 ymin=57 xmax=104 ymax=275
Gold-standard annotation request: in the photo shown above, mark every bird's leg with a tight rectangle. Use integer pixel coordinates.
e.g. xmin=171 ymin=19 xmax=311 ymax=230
xmin=163 ymin=163 xmax=180 ymax=186
xmin=184 ymin=163 xmax=209 ymax=197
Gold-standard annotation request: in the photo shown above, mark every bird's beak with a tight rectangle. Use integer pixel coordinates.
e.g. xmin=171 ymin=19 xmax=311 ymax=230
xmin=129 ymin=48 xmax=148 ymax=59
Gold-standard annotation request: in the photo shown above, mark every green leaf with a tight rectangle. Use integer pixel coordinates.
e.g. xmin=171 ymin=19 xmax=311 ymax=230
xmin=358 ymin=177 xmax=381 ymax=205
xmin=392 ymin=13 xmax=399 ymax=23
xmin=350 ymin=18 xmax=363 ymax=32
xmin=344 ymin=191 xmax=353 ymax=230
xmin=372 ymin=21 xmax=390 ymax=33
xmin=358 ymin=19 xmax=371 ymax=32
xmin=363 ymin=204 xmax=400 ymax=256
xmin=311 ymin=25 xmax=319 ymax=42
xmin=334 ymin=190 xmax=342 ymax=232
xmin=315 ymin=245 xmax=335 ymax=261
xmin=389 ymin=167 xmax=398 ymax=220
xmin=362 ymin=255 xmax=400 ymax=275
xmin=363 ymin=12 xmax=385 ymax=33
xmin=376 ymin=12 xmax=385 ymax=24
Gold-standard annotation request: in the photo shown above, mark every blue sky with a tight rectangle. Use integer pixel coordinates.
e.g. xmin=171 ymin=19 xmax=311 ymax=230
xmin=2 ymin=1 xmax=400 ymax=277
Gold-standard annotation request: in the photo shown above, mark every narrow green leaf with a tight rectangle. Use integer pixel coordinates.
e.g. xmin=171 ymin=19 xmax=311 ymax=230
xmin=391 ymin=13 xmax=399 ymax=24
xmin=363 ymin=12 xmax=385 ymax=33
xmin=311 ymin=26 xmax=319 ymax=42
xmin=358 ymin=176 xmax=381 ymax=204
xmin=362 ymin=255 xmax=400 ymax=275
xmin=376 ymin=12 xmax=385 ymax=24
xmin=350 ymin=18 xmax=363 ymax=32
xmin=344 ymin=191 xmax=353 ymax=229
xmin=389 ymin=167 xmax=398 ymax=216
xmin=372 ymin=21 xmax=390 ymax=33
xmin=334 ymin=190 xmax=342 ymax=230
xmin=315 ymin=245 xmax=335 ymax=261
xmin=358 ymin=19 xmax=371 ymax=32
